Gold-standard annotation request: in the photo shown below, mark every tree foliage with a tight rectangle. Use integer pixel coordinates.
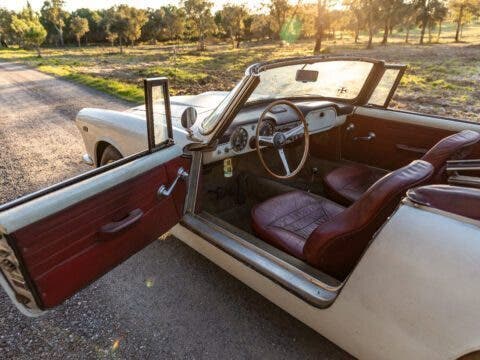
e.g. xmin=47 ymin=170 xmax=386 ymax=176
xmin=11 ymin=5 xmax=47 ymax=56
xmin=41 ymin=0 xmax=66 ymax=46
xmin=70 ymin=16 xmax=89 ymax=47
xmin=183 ymin=0 xmax=214 ymax=50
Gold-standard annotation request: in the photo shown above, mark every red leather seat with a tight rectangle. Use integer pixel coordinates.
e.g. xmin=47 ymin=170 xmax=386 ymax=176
xmin=252 ymin=160 xmax=434 ymax=280
xmin=252 ymin=191 xmax=345 ymax=259
xmin=324 ymin=130 xmax=480 ymax=206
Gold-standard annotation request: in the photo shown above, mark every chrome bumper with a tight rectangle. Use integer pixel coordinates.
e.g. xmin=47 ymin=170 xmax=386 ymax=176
xmin=82 ymin=154 xmax=94 ymax=166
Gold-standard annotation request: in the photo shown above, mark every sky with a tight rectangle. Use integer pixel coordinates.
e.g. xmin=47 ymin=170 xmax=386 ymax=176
xmin=0 ymin=0 xmax=310 ymax=13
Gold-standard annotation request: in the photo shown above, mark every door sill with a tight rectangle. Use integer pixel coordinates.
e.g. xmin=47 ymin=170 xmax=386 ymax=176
xmin=181 ymin=212 xmax=342 ymax=308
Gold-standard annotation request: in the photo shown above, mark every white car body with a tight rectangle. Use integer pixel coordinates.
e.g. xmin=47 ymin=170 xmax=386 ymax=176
xmin=76 ymin=91 xmax=228 ymax=166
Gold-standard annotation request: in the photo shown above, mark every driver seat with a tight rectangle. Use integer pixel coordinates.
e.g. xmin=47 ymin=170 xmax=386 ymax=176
xmin=252 ymin=160 xmax=433 ymax=280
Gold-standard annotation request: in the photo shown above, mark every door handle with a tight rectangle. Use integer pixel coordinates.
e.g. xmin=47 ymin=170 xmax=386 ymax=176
xmin=100 ymin=208 xmax=143 ymax=234
xmin=353 ymin=132 xmax=376 ymax=141
xmin=157 ymin=167 xmax=189 ymax=199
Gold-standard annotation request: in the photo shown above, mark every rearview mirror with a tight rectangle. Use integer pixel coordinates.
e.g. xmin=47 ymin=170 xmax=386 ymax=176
xmin=296 ymin=69 xmax=318 ymax=83
xmin=181 ymin=106 xmax=197 ymax=129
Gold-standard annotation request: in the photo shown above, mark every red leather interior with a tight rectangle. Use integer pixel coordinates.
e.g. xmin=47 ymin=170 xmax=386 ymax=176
xmin=323 ymin=164 xmax=387 ymax=206
xmin=253 ymin=160 xmax=433 ymax=280
xmin=407 ymin=185 xmax=480 ymax=221
xmin=251 ymin=191 xmax=345 ymax=259
xmin=305 ymin=160 xmax=433 ymax=280
xmin=324 ymin=130 xmax=480 ymax=206
xmin=9 ymin=155 xmax=190 ymax=309
xmin=342 ymin=114 xmax=480 ymax=170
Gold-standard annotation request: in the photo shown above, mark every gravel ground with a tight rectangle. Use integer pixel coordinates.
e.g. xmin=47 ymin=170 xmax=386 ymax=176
xmin=0 ymin=62 xmax=351 ymax=359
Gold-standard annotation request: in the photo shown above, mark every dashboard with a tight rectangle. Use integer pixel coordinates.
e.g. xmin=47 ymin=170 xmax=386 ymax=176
xmin=203 ymin=100 xmax=354 ymax=164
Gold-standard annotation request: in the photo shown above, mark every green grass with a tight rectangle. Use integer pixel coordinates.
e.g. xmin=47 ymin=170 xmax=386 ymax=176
xmin=1 ymin=22 xmax=479 ymax=120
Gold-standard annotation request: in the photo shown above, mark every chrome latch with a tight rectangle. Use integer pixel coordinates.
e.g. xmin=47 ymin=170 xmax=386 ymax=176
xmin=353 ymin=132 xmax=376 ymax=141
xmin=157 ymin=167 xmax=189 ymax=199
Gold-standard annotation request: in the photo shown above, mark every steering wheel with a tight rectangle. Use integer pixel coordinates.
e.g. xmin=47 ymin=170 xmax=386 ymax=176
xmin=255 ymin=100 xmax=310 ymax=179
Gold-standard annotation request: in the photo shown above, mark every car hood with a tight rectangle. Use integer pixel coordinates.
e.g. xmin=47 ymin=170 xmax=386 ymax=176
xmin=126 ymin=91 xmax=229 ymax=129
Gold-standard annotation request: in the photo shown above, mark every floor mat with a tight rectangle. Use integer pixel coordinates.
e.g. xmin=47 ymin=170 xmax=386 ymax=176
xmin=215 ymin=202 xmax=254 ymax=234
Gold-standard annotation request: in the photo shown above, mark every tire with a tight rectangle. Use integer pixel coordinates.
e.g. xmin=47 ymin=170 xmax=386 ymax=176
xmin=99 ymin=145 xmax=122 ymax=166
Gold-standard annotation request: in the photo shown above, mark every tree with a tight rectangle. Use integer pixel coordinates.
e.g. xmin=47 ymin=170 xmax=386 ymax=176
xmin=70 ymin=16 xmax=89 ymax=47
xmin=184 ymin=0 xmax=214 ymax=51
xmin=71 ymin=8 xmax=101 ymax=44
xmin=250 ymin=14 xmax=273 ymax=40
xmin=313 ymin=0 xmax=327 ymax=54
xmin=0 ymin=8 xmax=14 ymax=47
xmin=215 ymin=4 xmax=249 ymax=48
xmin=10 ymin=6 xmax=47 ymax=57
xmin=415 ymin=0 xmax=448 ymax=44
xmin=41 ymin=0 xmax=66 ymax=46
xmin=163 ymin=5 xmax=186 ymax=41
xmin=142 ymin=8 xmax=164 ymax=42
xmin=398 ymin=2 xmax=419 ymax=43
xmin=345 ymin=0 xmax=365 ymax=43
xmin=266 ymin=0 xmax=291 ymax=40
xmin=450 ymin=0 xmax=480 ymax=42
xmin=109 ymin=5 xmax=147 ymax=52
xmin=380 ymin=0 xmax=405 ymax=45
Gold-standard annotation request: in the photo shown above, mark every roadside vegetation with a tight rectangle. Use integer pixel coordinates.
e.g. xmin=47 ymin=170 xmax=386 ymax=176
xmin=0 ymin=0 xmax=479 ymax=121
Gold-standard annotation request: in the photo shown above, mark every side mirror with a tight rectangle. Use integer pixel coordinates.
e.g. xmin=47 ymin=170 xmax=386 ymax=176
xmin=181 ymin=107 xmax=197 ymax=129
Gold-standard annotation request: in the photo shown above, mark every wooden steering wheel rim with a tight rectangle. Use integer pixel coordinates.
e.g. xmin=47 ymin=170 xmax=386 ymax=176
xmin=255 ymin=100 xmax=310 ymax=180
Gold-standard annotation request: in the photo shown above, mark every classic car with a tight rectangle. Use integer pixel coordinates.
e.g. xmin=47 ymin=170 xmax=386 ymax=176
xmin=1 ymin=56 xmax=480 ymax=359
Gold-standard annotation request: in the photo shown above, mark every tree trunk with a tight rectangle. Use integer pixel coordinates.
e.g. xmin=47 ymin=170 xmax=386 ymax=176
xmin=381 ymin=20 xmax=389 ymax=45
xmin=354 ymin=25 xmax=359 ymax=43
xmin=56 ymin=26 xmax=64 ymax=47
xmin=405 ymin=28 xmax=410 ymax=43
xmin=77 ymin=36 xmax=81 ymax=47
xmin=437 ymin=21 xmax=442 ymax=42
xmin=313 ymin=0 xmax=323 ymax=54
xmin=367 ymin=29 xmax=374 ymax=49
xmin=119 ymin=37 xmax=123 ymax=54
xmin=419 ymin=19 xmax=427 ymax=44
xmin=428 ymin=23 xmax=432 ymax=43
xmin=231 ymin=36 xmax=236 ymax=49
xmin=455 ymin=5 xmax=464 ymax=42
xmin=36 ymin=45 xmax=42 ymax=58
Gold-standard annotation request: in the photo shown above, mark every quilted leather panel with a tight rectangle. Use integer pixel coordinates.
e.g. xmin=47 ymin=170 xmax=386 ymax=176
xmin=252 ymin=191 xmax=344 ymax=259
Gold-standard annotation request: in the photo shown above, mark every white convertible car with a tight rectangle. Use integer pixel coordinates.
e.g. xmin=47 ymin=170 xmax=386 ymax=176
xmin=1 ymin=57 xmax=480 ymax=359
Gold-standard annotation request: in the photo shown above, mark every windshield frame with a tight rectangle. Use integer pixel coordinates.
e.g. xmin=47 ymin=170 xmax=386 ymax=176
xmin=199 ymin=56 xmax=388 ymax=146
xmin=245 ymin=56 xmax=385 ymax=106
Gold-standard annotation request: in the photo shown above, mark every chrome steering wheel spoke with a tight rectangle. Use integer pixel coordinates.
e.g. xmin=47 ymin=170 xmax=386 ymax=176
xmin=277 ymin=148 xmax=291 ymax=176
xmin=285 ymin=124 xmax=305 ymax=140
xmin=258 ymin=135 xmax=274 ymax=146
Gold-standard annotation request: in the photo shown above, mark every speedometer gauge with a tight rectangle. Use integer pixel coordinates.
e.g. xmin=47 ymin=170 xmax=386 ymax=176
xmin=259 ymin=119 xmax=275 ymax=136
xmin=230 ymin=127 xmax=249 ymax=152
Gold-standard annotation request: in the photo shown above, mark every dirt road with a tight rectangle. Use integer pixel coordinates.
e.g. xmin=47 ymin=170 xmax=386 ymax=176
xmin=0 ymin=61 xmax=130 ymax=204
xmin=0 ymin=62 xmax=350 ymax=359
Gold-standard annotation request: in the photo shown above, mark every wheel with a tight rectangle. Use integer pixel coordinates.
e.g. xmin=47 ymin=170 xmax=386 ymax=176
xmin=99 ymin=145 xmax=122 ymax=166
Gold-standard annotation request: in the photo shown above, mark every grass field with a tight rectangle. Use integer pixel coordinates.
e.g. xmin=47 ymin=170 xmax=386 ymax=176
xmin=1 ymin=22 xmax=479 ymax=121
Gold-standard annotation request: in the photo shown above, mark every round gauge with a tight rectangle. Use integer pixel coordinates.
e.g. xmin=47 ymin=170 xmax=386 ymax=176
xmin=259 ymin=119 xmax=275 ymax=137
xmin=230 ymin=127 xmax=249 ymax=152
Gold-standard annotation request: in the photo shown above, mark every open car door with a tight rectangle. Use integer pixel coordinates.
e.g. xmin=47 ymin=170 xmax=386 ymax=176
xmin=0 ymin=78 xmax=189 ymax=315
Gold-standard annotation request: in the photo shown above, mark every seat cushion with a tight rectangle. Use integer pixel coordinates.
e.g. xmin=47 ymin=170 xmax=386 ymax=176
xmin=323 ymin=164 xmax=388 ymax=206
xmin=251 ymin=191 xmax=345 ymax=259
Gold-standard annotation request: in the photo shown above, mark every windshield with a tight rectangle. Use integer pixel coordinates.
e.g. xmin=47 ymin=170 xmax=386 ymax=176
xmin=249 ymin=60 xmax=374 ymax=103
xmin=200 ymin=59 xmax=377 ymax=135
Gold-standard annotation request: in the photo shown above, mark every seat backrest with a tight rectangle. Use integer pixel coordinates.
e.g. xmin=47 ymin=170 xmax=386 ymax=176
xmin=303 ymin=160 xmax=433 ymax=280
xmin=421 ymin=130 xmax=480 ymax=182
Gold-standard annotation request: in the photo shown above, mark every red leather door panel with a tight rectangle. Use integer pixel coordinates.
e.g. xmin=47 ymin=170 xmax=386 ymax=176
xmin=8 ymin=156 xmax=190 ymax=309
xmin=342 ymin=113 xmax=480 ymax=170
